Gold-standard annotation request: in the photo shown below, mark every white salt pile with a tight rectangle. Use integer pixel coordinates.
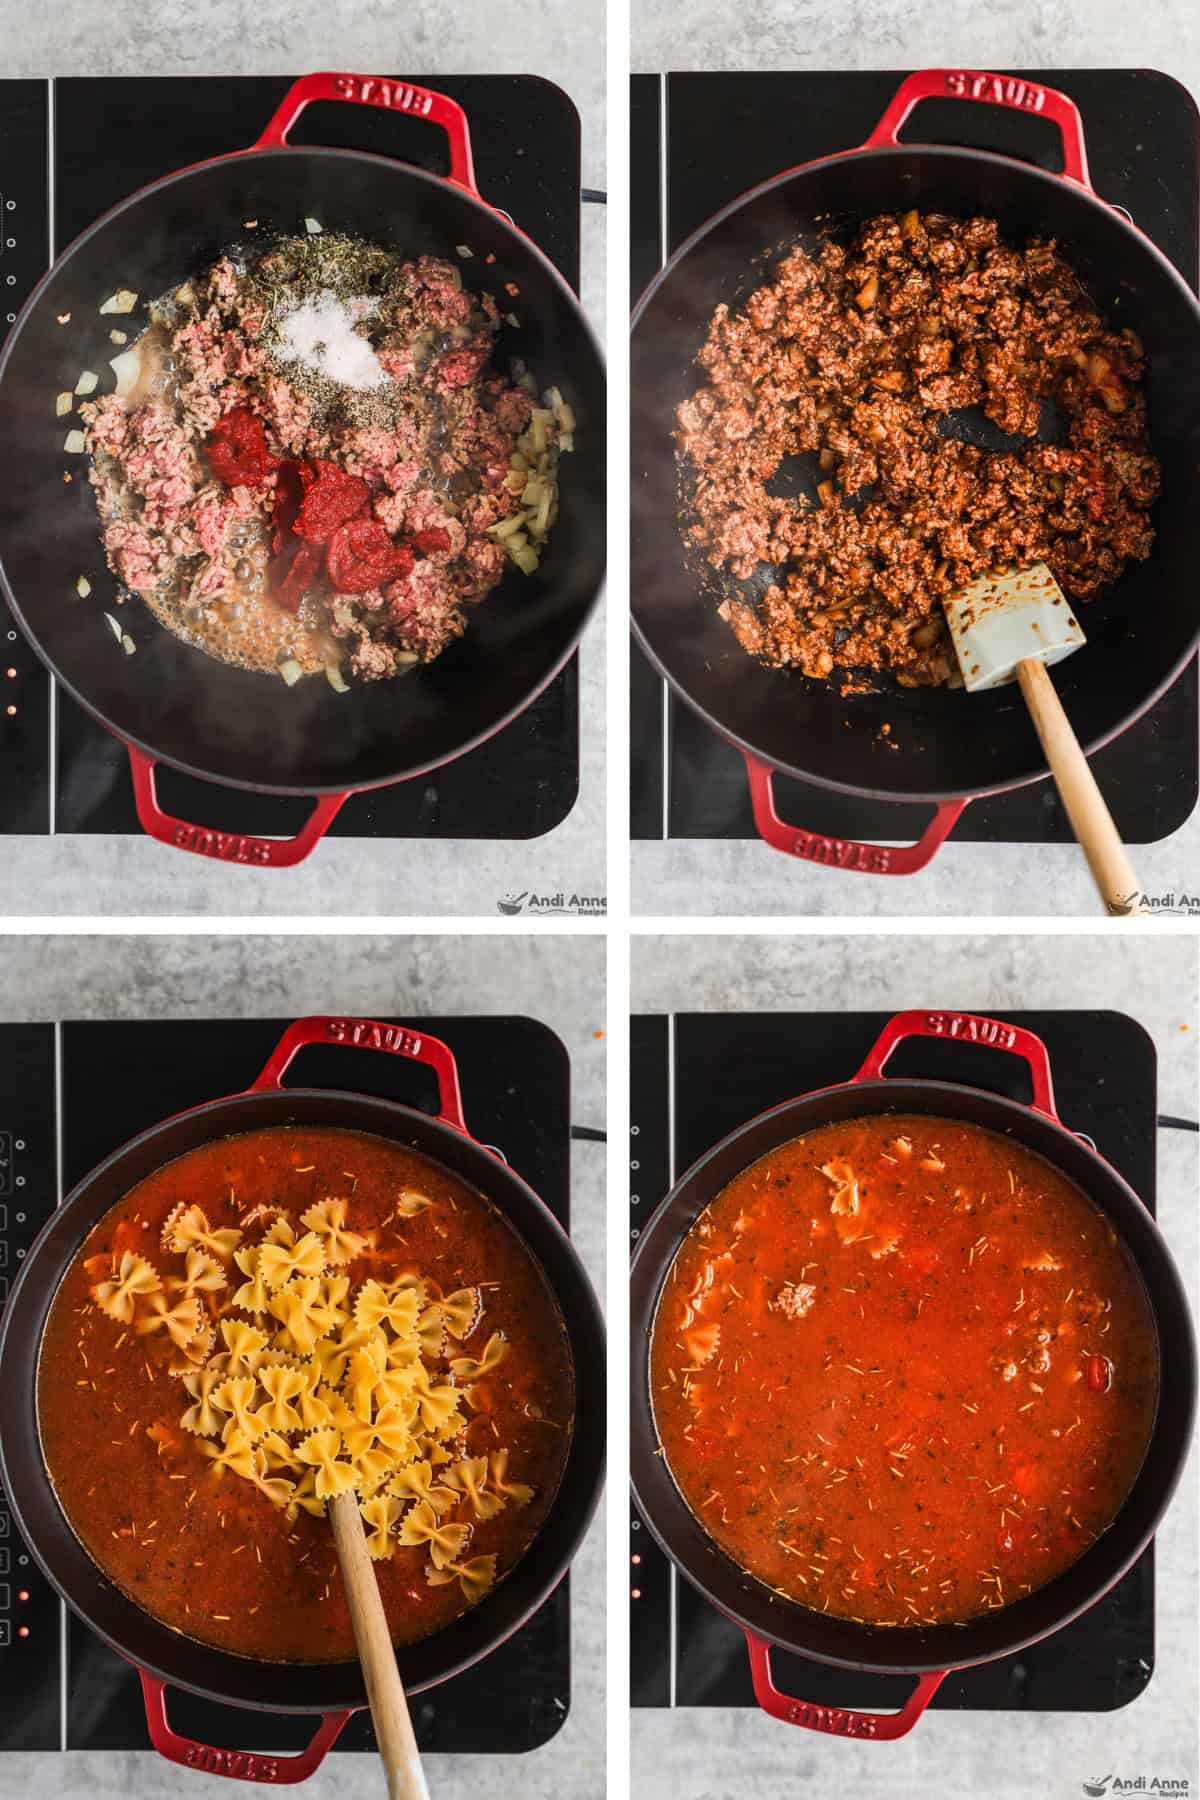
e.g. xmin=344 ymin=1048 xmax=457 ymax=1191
xmin=274 ymin=292 xmax=389 ymax=391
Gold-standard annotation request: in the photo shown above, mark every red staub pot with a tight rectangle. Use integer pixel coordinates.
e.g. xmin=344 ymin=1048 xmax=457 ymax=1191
xmin=630 ymin=1010 xmax=1195 ymax=1738
xmin=0 ymin=1015 xmax=605 ymax=1782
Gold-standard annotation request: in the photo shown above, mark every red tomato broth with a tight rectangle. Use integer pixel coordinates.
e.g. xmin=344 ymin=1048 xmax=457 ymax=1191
xmin=37 ymin=1125 xmax=573 ymax=1662
xmin=649 ymin=1113 xmax=1158 ymax=1627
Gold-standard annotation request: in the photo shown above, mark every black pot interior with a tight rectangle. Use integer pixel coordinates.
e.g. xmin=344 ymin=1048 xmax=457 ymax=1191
xmin=0 ymin=1087 xmax=605 ymax=1714
xmin=630 ymin=1078 xmax=1196 ymax=1674
xmin=0 ymin=147 xmax=606 ymax=795
xmin=631 ymin=145 xmax=1200 ymax=802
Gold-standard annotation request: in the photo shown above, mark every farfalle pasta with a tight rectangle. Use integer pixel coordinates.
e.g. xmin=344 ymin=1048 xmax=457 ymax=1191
xmin=40 ymin=1122 xmax=573 ymax=1664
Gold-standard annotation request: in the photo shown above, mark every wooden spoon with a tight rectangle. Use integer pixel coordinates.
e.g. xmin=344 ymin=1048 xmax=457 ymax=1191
xmin=943 ymin=562 xmax=1144 ymax=917
xmin=329 ymin=1491 xmax=431 ymax=1800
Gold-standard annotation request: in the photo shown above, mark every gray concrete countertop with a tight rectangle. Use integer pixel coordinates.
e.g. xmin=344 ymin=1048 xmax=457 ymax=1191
xmin=0 ymin=5 xmax=604 ymax=918
xmin=631 ymin=4 xmax=1200 ymax=918
xmin=0 ymin=933 xmax=606 ymax=1800
xmin=630 ymin=932 xmax=1198 ymax=1800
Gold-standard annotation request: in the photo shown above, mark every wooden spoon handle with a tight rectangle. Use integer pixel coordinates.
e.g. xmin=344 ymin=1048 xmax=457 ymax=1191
xmin=1016 ymin=657 xmax=1143 ymax=917
xmin=329 ymin=1492 xmax=431 ymax=1800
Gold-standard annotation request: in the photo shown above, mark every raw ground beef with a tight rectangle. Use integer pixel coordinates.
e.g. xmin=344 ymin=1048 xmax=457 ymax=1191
xmin=676 ymin=210 xmax=1160 ymax=688
xmin=80 ymin=236 xmax=568 ymax=683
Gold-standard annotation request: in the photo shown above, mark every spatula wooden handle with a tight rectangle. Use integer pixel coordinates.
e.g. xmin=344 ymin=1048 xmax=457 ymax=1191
xmin=1016 ymin=657 xmax=1143 ymax=917
xmin=329 ymin=1492 xmax=431 ymax=1800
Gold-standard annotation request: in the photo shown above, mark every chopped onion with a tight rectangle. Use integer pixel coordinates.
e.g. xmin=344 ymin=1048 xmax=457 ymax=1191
xmin=56 ymin=312 xmax=71 ymax=325
xmin=279 ymin=659 xmax=303 ymax=686
xmin=121 ymin=634 xmax=136 ymax=655
xmin=63 ymin=429 xmax=86 ymax=454
xmin=175 ymin=283 xmax=195 ymax=306
xmin=75 ymin=370 xmax=98 ymax=396
xmin=504 ymin=312 xmax=521 ymax=329
xmin=103 ymin=612 xmax=123 ymax=642
xmin=55 ymin=392 xmax=73 ymax=417
xmin=325 ymin=664 xmax=349 ymax=694
xmin=99 ymin=289 xmax=138 ymax=316
xmin=76 ymin=576 xmax=91 ymax=598
xmin=455 ymin=244 xmax=474 ymax=259
xmin=109 ymin=329 xmax=128 ymax=345
xmin=109 ymin=349 xmax=142 ymax=399
xmin=395 ymin=650 xmax=420 ymax=667
xmin=304 ymin=218 xmax=323 ymax=235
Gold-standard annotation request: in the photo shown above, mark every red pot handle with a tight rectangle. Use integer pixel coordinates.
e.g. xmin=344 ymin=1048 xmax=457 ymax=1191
xmin=128 ymin=747 xmax=348 ymax=869
xmin=248 ymin=1013 xmax=469 ymax=1136
xmin=852 ymin=1007 xmax=1058 ymax=1117
xmin=864 ymin=69 xmax=1091 ymax=189
xmin=746 ymin=1635 xmax=947 ymax=1740
xmin=140 ymin=1671 xmax=354 ymax=1784
xmin=254 ymin=71 xmax=478 ymax=196
xmin=745 ymin=754 xmax=966 ymax=875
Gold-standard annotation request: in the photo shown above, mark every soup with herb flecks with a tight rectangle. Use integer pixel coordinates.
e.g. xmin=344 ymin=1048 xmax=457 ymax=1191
xmin=650 ymin=1114 xmax=1157 ymax=1625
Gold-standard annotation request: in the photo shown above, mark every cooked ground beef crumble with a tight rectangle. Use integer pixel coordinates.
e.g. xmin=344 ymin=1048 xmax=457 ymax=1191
xmin=675 ymin=210 xmax=1160 ymax=687
xmin=80 ymin=235 xmax=572 ymax=684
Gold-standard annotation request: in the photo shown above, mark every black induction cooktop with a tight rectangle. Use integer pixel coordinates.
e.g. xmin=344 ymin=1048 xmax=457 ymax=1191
xmin=0 ymin=1013 xmax=572 ymax=1756
xmin=630 ymin=1009 xmax=1159 ymax=1713
xmin=630 ymin=70 xmax=1199 ymax=851
xmin=0 ymin=75 xmax=582 ymax=843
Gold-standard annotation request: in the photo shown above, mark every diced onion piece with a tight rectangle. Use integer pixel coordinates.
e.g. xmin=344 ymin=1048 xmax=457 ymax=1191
xmin=56 ymin=312 xmax=71 ymax=325
xmin=63 ymin=429 xmax=86 ymax=454
xmin=504 ymin=312 xmax=520 ymax=329
xmin=488 ymin=512 xmax=529 ymax=542
xmin=175 ymin=283 xmax=195 ymax=305
xmin=543 ymin=385 xmax=564 ymax=413
xmin=557 ymin=401 xmax=577 ymax=435
xmin=55 ymin=392 xmax=73 ymax=417
xmin=522 ymin=475 xmax=548 ymax=511
xmin=304 ymin=218 xmax=323 ymax=235
xmin=558 ymin=432 xmax=574 ymax=453
xmin=325 ymin=664 xmax=349 ymax=694
xmin=103 ymin=612 xmax=123 ymax=642
xmin=531 ymin=486 xmax=554 ymax=540
xmin=121 ymin=634 xmax=136 ymax=655
xmin=109 ymin=329 xmax=128 ymax=345
xmin=279 ymin=659 xmax=303 ymax=687
xmin=511 ymin=544 xmax=540 ymax=576
xmin=75 ymin=370 xmax=99 ymax=396
xmin=99 ymin=289 xmax=138 ymax=316
xmin=395 ymin=650 xmax=420 ymax=666
xmin=76 ymin=576 xmax=92 ymax=598
xmin=455 ymin=244 xmax=474 ymax=259
xmin=109 ymin=349 xmax=142 ymax=398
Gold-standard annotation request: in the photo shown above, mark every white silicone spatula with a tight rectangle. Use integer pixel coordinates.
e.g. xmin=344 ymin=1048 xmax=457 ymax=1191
xmin=943 ymin=562 xmax=1144 ymax=917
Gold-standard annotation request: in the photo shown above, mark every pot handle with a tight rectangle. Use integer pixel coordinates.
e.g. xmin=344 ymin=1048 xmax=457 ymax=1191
xmin=128 ymin=747 xmax=348 ymax=869
xmin=140 ymin=1671 xmax=354 ymax=1784
xmin=746 ymin=1635 xmax=947 ymax=1740
xmin=248 ymin=1013 xmax=469 ymax=1135
xmin=864 ymin=69 xmax=1091 ymax=189
xmin=745 ymin=754 xmax=967 ymax=875
xmin=254 ymin=71 xmax=478 ymax=196
xmin=852 ymin=1007 xmax=1058 ymax=1116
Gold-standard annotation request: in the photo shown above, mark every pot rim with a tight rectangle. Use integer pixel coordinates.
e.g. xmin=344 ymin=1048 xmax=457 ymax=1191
xmin=630 ymin=1072 xmax=1197 ymax=1676
xmin=0 ymin=1080 xmax=605 ymax=1714
xmin=630 ymin=140 xmax=1200 ymax=804
xmin=0 ymin=142 xmax=606 ymax=800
